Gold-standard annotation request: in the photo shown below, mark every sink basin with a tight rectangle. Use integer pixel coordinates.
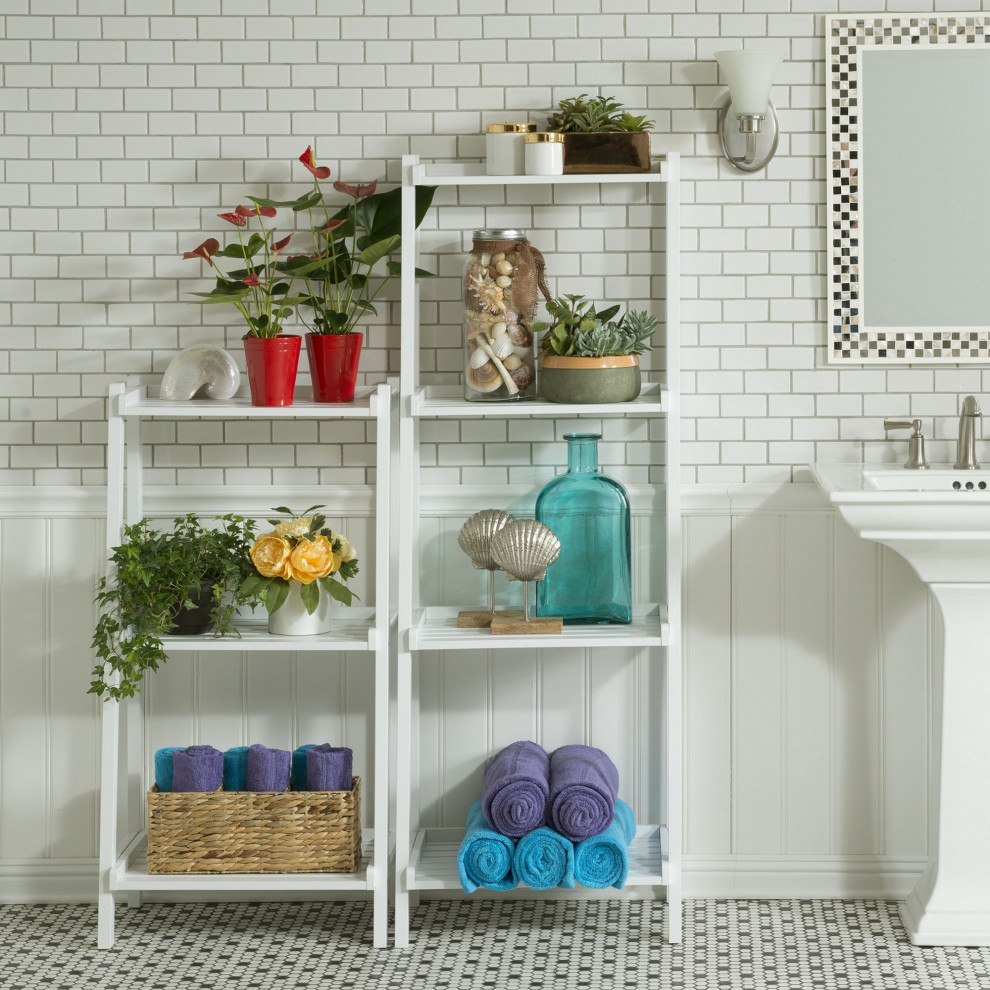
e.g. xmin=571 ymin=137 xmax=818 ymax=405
xmin=812 ymin=461 xmax=990 ymax=946
xmin=863 ymin=468 xmax=990 ymax=492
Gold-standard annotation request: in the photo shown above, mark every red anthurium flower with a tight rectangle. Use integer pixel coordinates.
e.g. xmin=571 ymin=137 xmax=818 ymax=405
xmin=315 ymin=218 xmax=347 ymax=235
xmin=333 ymin=179 xmax=377 ymax=199
xmin=236 ymin=204 xmax=277 ymax=218
xmin=299 ymin=146 xmax=331 ymax=180
xmin=241 ymin=273 xmax=261 ymax=287
xmin=272 ymin=234 xmax=293 ymax=258
xmin=182 ymin=238 xmax=220 ymax=266
xmin=218 ymin=211 xmax=247 ymax=226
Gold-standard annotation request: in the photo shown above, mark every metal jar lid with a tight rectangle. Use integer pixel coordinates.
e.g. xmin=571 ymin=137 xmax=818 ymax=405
xmin=485 ymin=122 xmax=537 ymax=134
xmin=473 ymin=229 xmax=527 ymax=239
xmin=524 ymin=131 xmax=565 ymax=143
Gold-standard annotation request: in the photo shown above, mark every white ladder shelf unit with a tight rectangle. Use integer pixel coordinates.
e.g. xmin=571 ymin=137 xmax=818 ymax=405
xmin=97 ymin=381 xmax=394 ymax=950
xmin=395 ymin=155 xmax=682 ymax=947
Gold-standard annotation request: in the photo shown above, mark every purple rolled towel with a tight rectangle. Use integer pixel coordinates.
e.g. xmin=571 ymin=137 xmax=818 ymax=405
xmin=171 ymin=745 xmax=223 ymax=793
xmin=548 ymin=744 xmax=619 ymax=842
xmin=246 ymin=743 xmax=291 ymax=792
xmin=306 ymin=744 xmax=353 ymax=792
xmin=481 ymin=740 xmax=550 ymax=838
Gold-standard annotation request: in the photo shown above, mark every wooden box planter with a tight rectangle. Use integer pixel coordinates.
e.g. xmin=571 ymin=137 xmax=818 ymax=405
xmin=562 ymin=132 xmax=651 ymax=174
xmin=146 ymin=776 xmax=362 ymax=874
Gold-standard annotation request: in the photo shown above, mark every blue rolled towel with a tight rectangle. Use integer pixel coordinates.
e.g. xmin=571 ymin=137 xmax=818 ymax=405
xmin=171 ymin=745 xmax=223 ymax=792
xmin=457 ymin=798 xmax=518 ymax=894
xmin=246 ymin=743 xmax=291 ymax=792
xmin=290 ymin=744 xmax=316 ymax=791
xmin=574 ymin=798 xmax=636 ymax=889
xmin=306 ymin=744 xmax=353 ymax=792
xmin=153 ymin=747 xmax=183 ymax=792
xmin=513 ymin=827 xmax=575 ymax=890
xmin=481 ymin=740 xmax=550 ymax=838
xmin=223 ymin=746 xmax=250 ymax=791
xmin=548 ymin=744 xmax=619 ymax=842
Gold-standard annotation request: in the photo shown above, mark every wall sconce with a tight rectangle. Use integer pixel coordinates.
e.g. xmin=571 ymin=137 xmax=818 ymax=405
xmin=714 ymin=49 xmax=783 ymax=173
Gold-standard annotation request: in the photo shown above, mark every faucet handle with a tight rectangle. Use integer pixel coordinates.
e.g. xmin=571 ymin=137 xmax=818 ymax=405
xmin=884 ymin=419 xmax=930 ymax=470
xmin=961 ymin=395 xmax=982 ymax=417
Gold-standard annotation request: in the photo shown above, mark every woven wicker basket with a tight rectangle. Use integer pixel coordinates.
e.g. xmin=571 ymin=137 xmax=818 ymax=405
xmin=146 ymin=776 xmax=362 ymax=874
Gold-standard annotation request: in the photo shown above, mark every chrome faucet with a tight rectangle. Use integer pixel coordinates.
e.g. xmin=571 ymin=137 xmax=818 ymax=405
xmin=954 ymin=395 xmax=982 ymax=470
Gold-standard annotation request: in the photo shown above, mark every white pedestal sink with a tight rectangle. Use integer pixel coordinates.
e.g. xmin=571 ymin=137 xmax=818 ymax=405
xmin=813 ymin=463 xmax=990 ymax=946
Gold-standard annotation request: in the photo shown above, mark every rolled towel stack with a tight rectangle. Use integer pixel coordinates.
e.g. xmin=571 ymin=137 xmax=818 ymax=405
xmin=223 ymin=746 xmax=251 ymax=792
xmin=306 ymin=744 xmax=353 ymax=792
xmin=153 ymin=747 xmax=183 ymax=792
xmin=573 ymin=798 xmax=636 ymax=889
xmin=481 ymin=740 xmax=550 ymax=838
xmin=171 ymin=745 xmax=224 ymax=792
xmin=513 ymin=826 xmax=575 ymax=890
xmin=548 ymin=744 xmax=619 ymax=842
xmin=246 ymin=743 xmax=291 ymax=792
xmin=457 ymin=799 xmax=518 ymax=893
xmin=290 ymin=744 xmax=316 ymax=791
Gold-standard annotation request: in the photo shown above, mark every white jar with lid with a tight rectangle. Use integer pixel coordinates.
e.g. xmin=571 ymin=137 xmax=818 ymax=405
xmin=486 ymin=122 xmax=537 ymax=176
xmin=524 ymin=131 xmax=565 ymax=176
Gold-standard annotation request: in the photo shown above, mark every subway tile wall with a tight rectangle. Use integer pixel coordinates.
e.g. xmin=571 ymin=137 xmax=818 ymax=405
xmin=1 ymin=0 xmax=985 ymax=488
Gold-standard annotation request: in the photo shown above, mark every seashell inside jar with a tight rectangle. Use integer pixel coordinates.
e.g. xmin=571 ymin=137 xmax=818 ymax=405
xmin=463 ymin=229 xmax=549 ymax=402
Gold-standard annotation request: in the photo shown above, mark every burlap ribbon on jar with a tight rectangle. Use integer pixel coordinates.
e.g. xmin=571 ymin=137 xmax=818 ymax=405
xmin=467 ymin=237 xmax=552 ymax=322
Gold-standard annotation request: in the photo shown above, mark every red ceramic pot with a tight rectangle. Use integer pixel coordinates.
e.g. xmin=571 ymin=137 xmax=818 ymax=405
xmin=243 ymin=334 xmax=301 ymax=407
xmin=305 ymin=332 xmax=363 ymax=403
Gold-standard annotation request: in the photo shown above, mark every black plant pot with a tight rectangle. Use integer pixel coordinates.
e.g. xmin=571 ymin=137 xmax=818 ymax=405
xmin=167 ymin=579 xmax=216 ymax=636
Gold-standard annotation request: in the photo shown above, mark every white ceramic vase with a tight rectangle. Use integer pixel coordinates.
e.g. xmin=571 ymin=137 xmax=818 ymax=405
xmin=268 ymin=581 xmax=332 ymax=636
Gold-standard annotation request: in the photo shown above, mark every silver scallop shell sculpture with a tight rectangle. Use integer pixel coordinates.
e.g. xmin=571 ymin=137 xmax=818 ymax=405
xmin=160 ymin=345 xmax=241 ymax=401
xmin=489 ymin=519 xmax=561 ymax=583
xmin=457 ymin=509 xmax=514 ymax=571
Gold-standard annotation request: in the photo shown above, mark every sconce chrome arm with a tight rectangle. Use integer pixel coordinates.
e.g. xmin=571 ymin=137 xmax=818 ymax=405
xmin=716 ymin=97 xmax=780 ymax=173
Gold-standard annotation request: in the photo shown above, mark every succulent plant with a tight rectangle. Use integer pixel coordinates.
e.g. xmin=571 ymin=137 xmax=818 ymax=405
xmin=535 ymin=294 xmax=657 ymax=358
xmin=546 ymin=94 xmax=655 ymax=134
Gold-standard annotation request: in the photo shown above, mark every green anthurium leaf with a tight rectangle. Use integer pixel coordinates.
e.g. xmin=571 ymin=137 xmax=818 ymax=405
xmin=326 ymin=311 xmax=349 ymax=330
xmin=353 ymin=300 xmax=377 ymax=315
xmin=250 ymin=195 xmax=308 ymax=209
xmin=348 ymin=273 xmax=368 ymax=290
xmin=190 ymin=288 xmax=251 ymax=303
xmin=356 ymin=234 xmax=401 ymax=267
xmin=292 ymin=189 xmax=324 ymax=212
xmin=385 ymin=261 xmax=436 ymax=277
xmin=265 ymin=578 xmax=291 ymax=615
xmin=299 ymin=580 xmax=320 ymax=615
xmin=270 ymin=281 xmax=290 ymax=297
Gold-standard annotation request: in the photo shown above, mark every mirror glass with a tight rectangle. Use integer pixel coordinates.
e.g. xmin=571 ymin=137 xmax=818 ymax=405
xmin=828 ymin=14 xmax=990 ymax=363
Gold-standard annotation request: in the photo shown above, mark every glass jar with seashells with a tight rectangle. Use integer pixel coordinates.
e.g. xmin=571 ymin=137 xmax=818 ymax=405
xmin=463 ymin=229 xmax=551 ymax=401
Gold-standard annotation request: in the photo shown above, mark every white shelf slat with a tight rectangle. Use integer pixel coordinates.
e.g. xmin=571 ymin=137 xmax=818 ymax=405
xmin=407 ymin=825 xmax=667 ymax=890
xmin=111 ymin=830 xmax=377 ymax=892
xmin=409 ymin=604 xmax=668 ymax=651
xmin=411 ymin=160 xmax=669 ymax=186
xmin=119 ymin=384 xmax=385 ymax=420
xmin=160 ymin=608 xmax=379 ymax=652
xmin=411 ymin=384 xmax=667 ymax=418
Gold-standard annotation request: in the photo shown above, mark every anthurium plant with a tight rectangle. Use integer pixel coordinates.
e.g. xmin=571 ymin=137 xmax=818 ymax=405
xmin=182 ymin=207 xmax=302 ymax=339
xmin=249 ymin=147 xmax=437 ymax=336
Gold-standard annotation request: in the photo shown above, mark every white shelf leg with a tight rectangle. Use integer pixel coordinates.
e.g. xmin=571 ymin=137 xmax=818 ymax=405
xmin=97 ymin=697 xmax=120 ymax=949
xmin=393 ymin=648 xmax=412 ymax=948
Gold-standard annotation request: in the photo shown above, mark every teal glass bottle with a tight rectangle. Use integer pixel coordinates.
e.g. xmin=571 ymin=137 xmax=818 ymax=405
xmin=535 ymin=433 xmax=632 ymax=624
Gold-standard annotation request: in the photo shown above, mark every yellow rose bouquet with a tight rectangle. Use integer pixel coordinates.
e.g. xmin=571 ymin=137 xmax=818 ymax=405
xmin=241 ymin=504 xmax=359 ymax=617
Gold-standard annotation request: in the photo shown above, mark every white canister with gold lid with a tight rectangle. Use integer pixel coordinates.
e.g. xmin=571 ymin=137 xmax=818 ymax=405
xmin=486 ymin=122 xmax=537 ymax=175
xmin=524 ymin=131 xmax=565 ymax=176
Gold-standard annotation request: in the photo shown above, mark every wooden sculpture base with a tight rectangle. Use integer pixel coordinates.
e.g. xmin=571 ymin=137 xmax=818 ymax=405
xmin=457 ymin=609 xmax=524 ymax=628
xmin=490 ymin=615 xmax=563 ymax=635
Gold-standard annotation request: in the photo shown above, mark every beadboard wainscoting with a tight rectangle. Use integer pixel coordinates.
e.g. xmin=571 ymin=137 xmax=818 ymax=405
xmin=0 ymin=484 xmax=930 ymax=901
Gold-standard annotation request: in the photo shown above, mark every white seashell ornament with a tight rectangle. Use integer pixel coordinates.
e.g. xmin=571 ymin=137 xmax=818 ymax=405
xmin=160 ymin=345 xmax=241 ymax=400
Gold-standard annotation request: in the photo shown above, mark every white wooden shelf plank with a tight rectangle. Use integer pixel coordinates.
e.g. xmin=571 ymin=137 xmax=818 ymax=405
xmin=407 ymin=825 xmax=667 ymax=890
xmin=119 ymin=384 xmax=386 ymax=419
xmin=111 ymin=830 xmax=377 ymax=892
xmin=411 ymin=161 xmax=669 ymax=186
xmin=159 ymin=608 xmax=379 ymax=652
xmin=410 ymin=384 xmax=667 ymax=418
xmin=409 ymin=605 xmax=668 ymax=651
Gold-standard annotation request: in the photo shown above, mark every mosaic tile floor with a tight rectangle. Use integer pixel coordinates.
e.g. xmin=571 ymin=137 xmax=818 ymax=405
xmin=3 ymin=899 xmax=990 ymax=989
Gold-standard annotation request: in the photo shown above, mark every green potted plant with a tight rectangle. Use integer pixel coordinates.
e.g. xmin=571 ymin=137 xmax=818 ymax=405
xmin=89 ymin=514 xmax=260 ymax=701
xmin=535 ymin=293 xmax=658 ymax=403
xmin=545 ymin=94 xmax=655 ymax=174
xmin=249 ymin=147 xmax=437 ymax=403
xmin=182 ymin=207 xmax=305 ymax=407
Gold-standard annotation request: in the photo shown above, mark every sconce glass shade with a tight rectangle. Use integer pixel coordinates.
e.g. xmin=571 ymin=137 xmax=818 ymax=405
xmin=714 ymin=50 xmax=782 ymax=116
